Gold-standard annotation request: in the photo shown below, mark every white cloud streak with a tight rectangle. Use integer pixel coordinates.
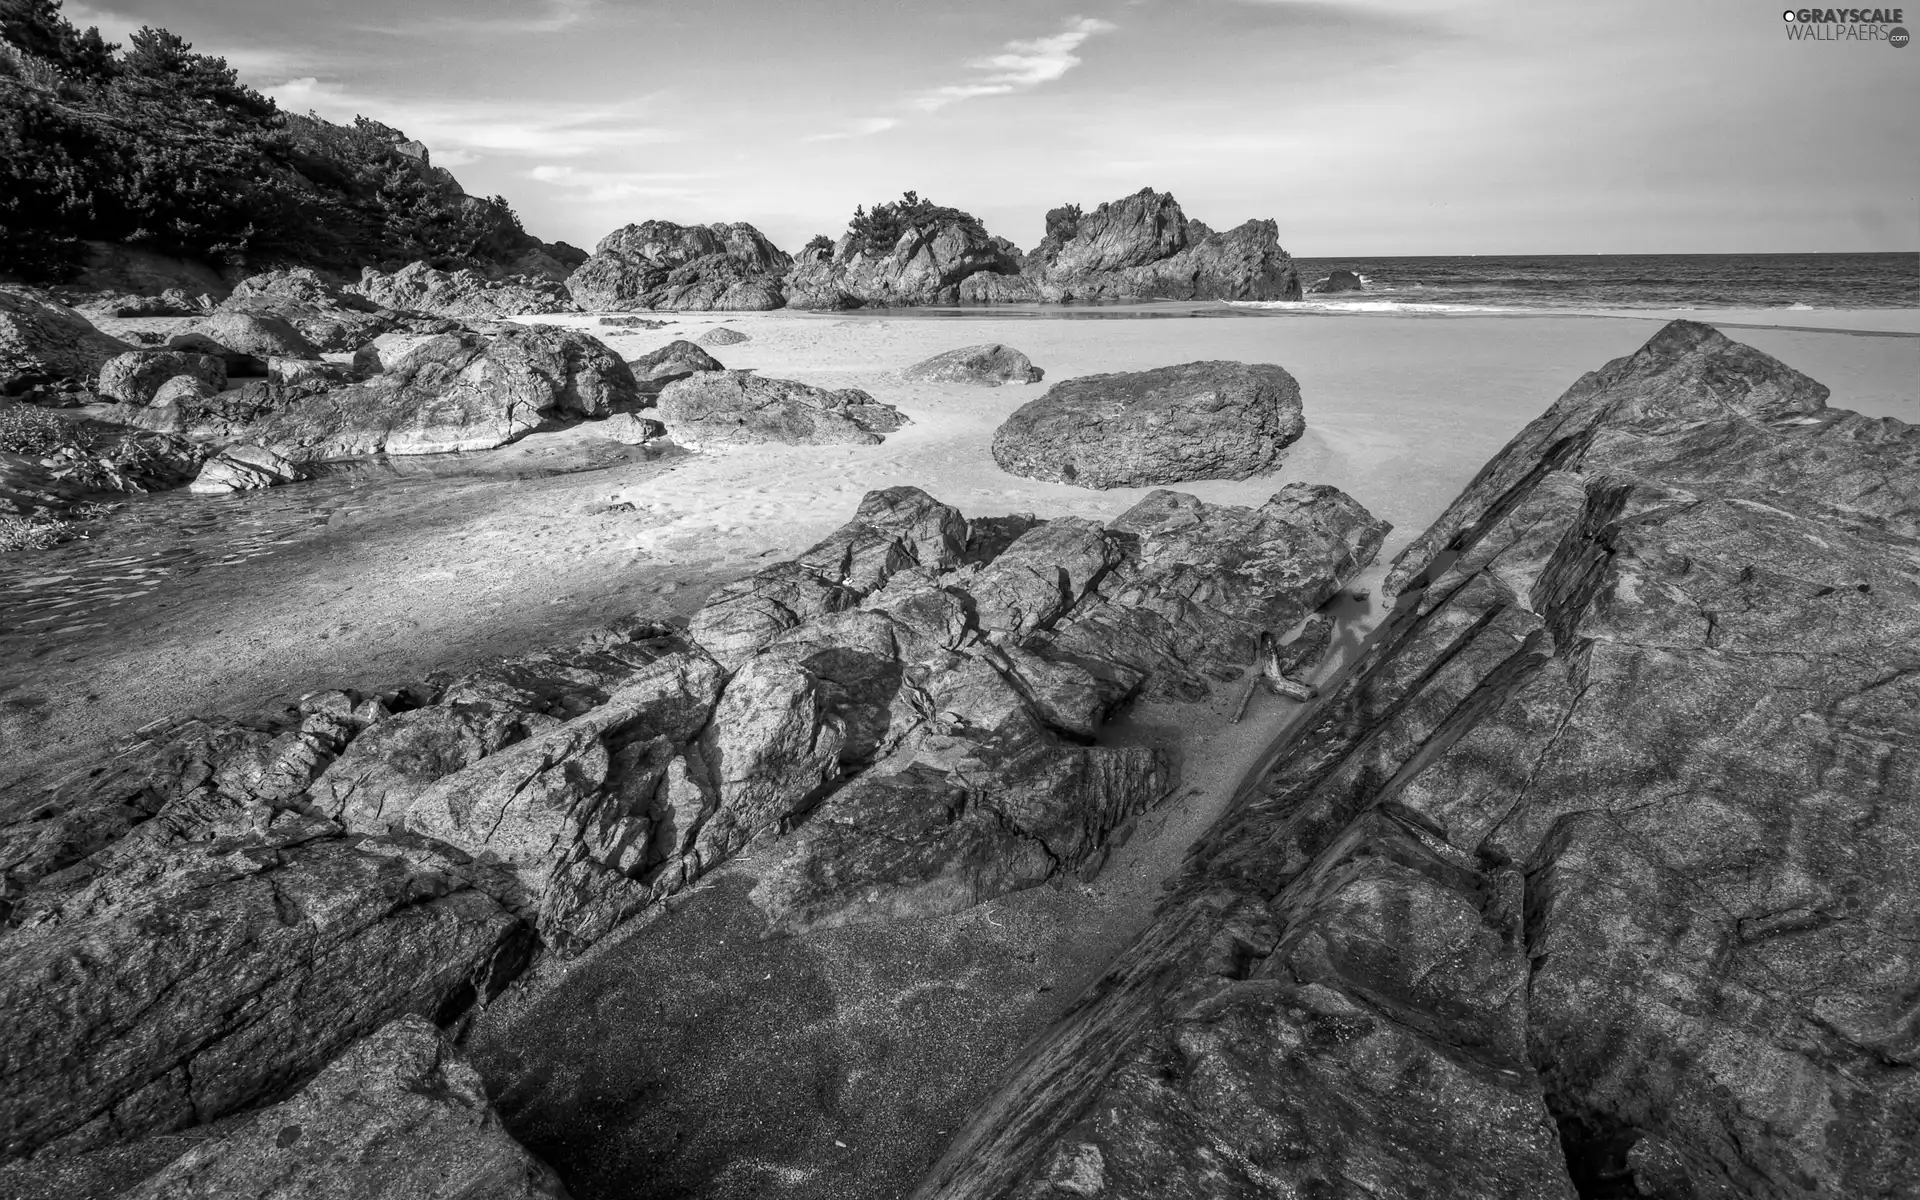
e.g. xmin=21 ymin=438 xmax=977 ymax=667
xmin=265 ymin=77 xmax=680 ymax=159
xmin=912 ymin=16 xmax=1116 ymax=112
xmin=523 ymin=165 xmax=705 ymax=202
xmin=355 ymin=0 xmax=599 ymax=37
xmin=803 ymin=117 xmax=901 ymax=142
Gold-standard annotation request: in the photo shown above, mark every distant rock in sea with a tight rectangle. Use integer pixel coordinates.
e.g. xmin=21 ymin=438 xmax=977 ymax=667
xmin=783 ymin=203 xmax=1021 ymax=309
xmin=566 ymin=221 xmax=791 ymax=312
xmin=1308 ymin=268 xmax=1366 ymax=294
xmin=1014 ymin=189 xmax=1304 ymax=302
xmin=903 ymin=343 xmax=1044 ymax=386
xmin=992 ymin=360 xmax=1305 ymax=488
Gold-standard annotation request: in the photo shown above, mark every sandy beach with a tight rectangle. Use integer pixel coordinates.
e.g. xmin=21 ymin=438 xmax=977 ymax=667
xmin=3 ymin=307 xmax=1913 ymax=801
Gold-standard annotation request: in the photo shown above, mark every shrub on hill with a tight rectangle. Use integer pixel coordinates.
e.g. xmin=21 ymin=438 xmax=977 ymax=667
xmin=845 ymin=191 xmax=989 ymax=256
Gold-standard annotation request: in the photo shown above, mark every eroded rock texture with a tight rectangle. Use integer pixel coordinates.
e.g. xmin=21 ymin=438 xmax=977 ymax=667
xmin=655 ymin=370 xmax=908 ymax=446
xmin=903 ymin=344 xmax=1044 ymax=386
xmin=127 ymin=1016 xmax=569 ymax=1200
xmin=566 ymin=221 xmax=791 ymax=312
xmin=1009 ymin=190 xmax=1303 ymax=303
xmin=0 ymin=288 xmax=129 ymax=393
xmin=352 ymin=262 xmax=578 ymax=320
xmin=914 ymin=320 xmax=1920 ymax=1200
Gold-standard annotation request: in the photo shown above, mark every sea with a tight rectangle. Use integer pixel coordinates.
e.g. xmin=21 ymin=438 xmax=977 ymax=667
xmin=1270 ymin=252 xmax=1918 ymax=313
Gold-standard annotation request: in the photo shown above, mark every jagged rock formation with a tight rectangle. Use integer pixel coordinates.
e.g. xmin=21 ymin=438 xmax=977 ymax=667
xmin=565 ymin=222 xmax=790 ymax=312
xmin=785 ymin=223 xmax=1021 ymax=309
xmin=1005 ymin=190 xmax=1303 ymax=303
xmin=655 ymin=370 xmax=907 ymax=446
xmin=241 ymin=326 xmax=638 ymax=459
xmin=1308 ymin=268 xmax=1365 ymax=294
xmin=352 ymin=262 xmax=578 ymax=320
xmin=0 ymin=289 xmax=129 ymax=394
xmin=188 ymin=443 xmax=305 ymax=494
xmin=903 ymin=344 xmax=1044 ymax=386
xmin=125 ymin=1016 xmax=569 ymax=1200
xmin=914 ymin=321 xmax=1920 ymax=1200
xmin=213 ymin=269 xmax=399 ymax=354
xmin=992 ymin=360 xmax=1304 ymax=488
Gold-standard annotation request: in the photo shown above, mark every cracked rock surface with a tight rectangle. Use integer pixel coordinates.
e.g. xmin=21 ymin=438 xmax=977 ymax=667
xmin=915 ymin=320 xmax=1920 ymax=1200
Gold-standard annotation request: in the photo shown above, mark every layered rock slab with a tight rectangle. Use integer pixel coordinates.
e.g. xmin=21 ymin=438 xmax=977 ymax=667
xmin=992 ymin=360 xmax=1305 ymax=489
xmin=126 ymin=1016 xmax=568 ymax=1200
xmin=656 ymin=370 xmax=907 ymax=447
xmin=913 ymin=320 xmax=1920 ymax=1200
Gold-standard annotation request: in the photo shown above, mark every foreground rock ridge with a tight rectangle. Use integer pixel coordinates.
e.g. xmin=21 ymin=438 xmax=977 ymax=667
xmin=0 ymin=482 xmax=1382 ymax=1180
xmin=911 ymin=320 xmax=1920 ymax=1200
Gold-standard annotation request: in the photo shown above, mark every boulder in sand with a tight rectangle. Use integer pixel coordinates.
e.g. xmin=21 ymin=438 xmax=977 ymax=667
xmin=96 ymin=350 xmax=227 ymax=404
xmin=631 ymin=339 xmax=724 ymax=388
xmin=566 ymin=221 xmax=790 ymax=311
xmin=992 ymin=360 xmax=1305 ymax=488
xmin=171 ymin=311 xmax=318 ymax=369
xmin=656 ymin=370 xmax=906 ymax=447
xmin=124 ymin=1016 xmax=568 ymax=1200
xmin=0 ymin=288 xmax=129 ymax=393
xmin=902 ymin=343 xmax=1042 ymax=386
xmin=246 ymin=325 xmax=639 ymax=460
xmin=697 ymin=325 xmax=749 ymax=346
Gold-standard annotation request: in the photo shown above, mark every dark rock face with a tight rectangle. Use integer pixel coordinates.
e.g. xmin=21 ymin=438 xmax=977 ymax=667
xmin=1015 ymin=190 xmax=1303 ymax=302
xmin=903 ymin=344 xmax=1043 ymax=386
xmin=353 ymin=262 xmax=578 ymax=320
xmin=1307 ymin=267 xmax=1365 ymax=294
xmin=95 ymin=350 xmax=227 ymax=404
xmin=655 ymin=370 xmax=907 ymax=446
xmin=0 ymin=289 xmax=129 ymax=393
xmin=125 ymin=1016 xmax=569 ymax=1200
xmin=784 ymin=223 xmax=1021 ymax=309
xmin=914 ymin=321 xmax=1920 ymax=1200
xmin=566 ymin=222 xmax=791 ymax=312
xmin=992 ymin=360 xmax=1304 ymax=488
xmin=242 ymin=325 xmax=639 ymax=460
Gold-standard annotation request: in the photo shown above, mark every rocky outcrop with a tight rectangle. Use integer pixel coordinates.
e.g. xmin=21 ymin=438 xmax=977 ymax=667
xmin=1015 ymin=190 xmax=1303 ymax=302
xmin=1308 ymin=267 xmax=1365 ymax=294
xmin=655 ymin=370 xmax=907 ymax=447
xmin=95 ymin=350 xmax=227 ymax=405
xmin=352 ymin=262 xmax=577 ymax=320
xmin=242 ymin=325 xmax=639 ymax=460
xmin=992 ymin=360 xmax=1304 ymax=488
xmin=170 ymin=311 xmax=319 ymax=369
xmin=216 ymin=269 xmax=399 ymax=354
xmin=0 ymin=289 xmax=129 ymax=394
xmin=784 ymin=222 xmax=1020 ymax=309
xmin=188 ymin=443 xmax=305 ymax=494
xmin=565 ymin=221 xmax=790 ymax=312
xmin=903 ymin=344 xmax=1043 ymax=386
xmin=914 ymin=320 xmax=1920 ymax=1200
xmin=125 ymin=1016 xmax=568 ymax=1200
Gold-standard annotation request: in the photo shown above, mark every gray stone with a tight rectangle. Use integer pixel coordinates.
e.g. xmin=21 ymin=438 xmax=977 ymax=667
xmin=566 ymin=222 xmax=790 ymax=312
xmin=992 ymin=360 xmax=1305 ymax=488
xmin=656 ymin=370 xmax=906 ymax=448
xmin=902 ymin=344 xmax=1043 ymax=386
xmin=96 ymin=351 xmax=227 ymax=405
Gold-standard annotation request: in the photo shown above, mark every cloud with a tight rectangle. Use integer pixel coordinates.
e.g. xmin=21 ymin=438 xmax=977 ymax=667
xmin=913 ymin=16 xmax=1116 ymax=112
xmin=524 ymin=165 xmax=704 ymax=202
xmin=803 ymin=117 xmax=901 ymax=142
xmin=264 ymin=77 xmax=679 ymax=158
xmin=59 ymin=2 xmax=138 ymax=43
xmin=355 ymin=0 xmax=599 ymax=37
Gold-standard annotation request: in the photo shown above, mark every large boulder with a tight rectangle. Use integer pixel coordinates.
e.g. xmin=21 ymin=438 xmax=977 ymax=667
xmin=1016 ymin=189 xmax=1304 ymax=302
xmin=630 ymin=339 xmax=724 ymax=389
xmin=171 ymin=310 xmax=319 ymax=368
xmin=784 ymin=221 xmax=1020 ymax=309
xmin=0 ymin=288 xmax=129 ymax=393
xmin=902 ymin=343 xmax=1043 ymax=386
xmin=125 ymin=1016 xmax=568 ymax=1200
xmin=992 ymin=360 xmax=1305 ymax=488
xmin=697 ymin=326 xmax=749 ymax=346
xmin=243 ymin=325 xmax=640 ymax=460
xmin=217 ymin=268 xmax=402 ymax=353
xmin=95 ymin=350 xmax=227 ymax=404
xmin=566 ymin=221 xmax=790 ymax=312
xmin=655 ymin=370 xmax=907 ymax=447
xmin=918 ymin=320 xmax=1920 ymax=1200
xmin=352 ymin=262 xmax=578 ymax=320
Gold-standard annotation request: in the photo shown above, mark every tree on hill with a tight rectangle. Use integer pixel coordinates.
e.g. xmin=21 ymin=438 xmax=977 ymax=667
xmin=845 ymin=191 xmax=987 ymax=255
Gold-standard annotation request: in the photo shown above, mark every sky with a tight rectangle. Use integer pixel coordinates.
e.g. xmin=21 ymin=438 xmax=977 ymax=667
xmin=58 ymin=0 xmax=1920 ymax=256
